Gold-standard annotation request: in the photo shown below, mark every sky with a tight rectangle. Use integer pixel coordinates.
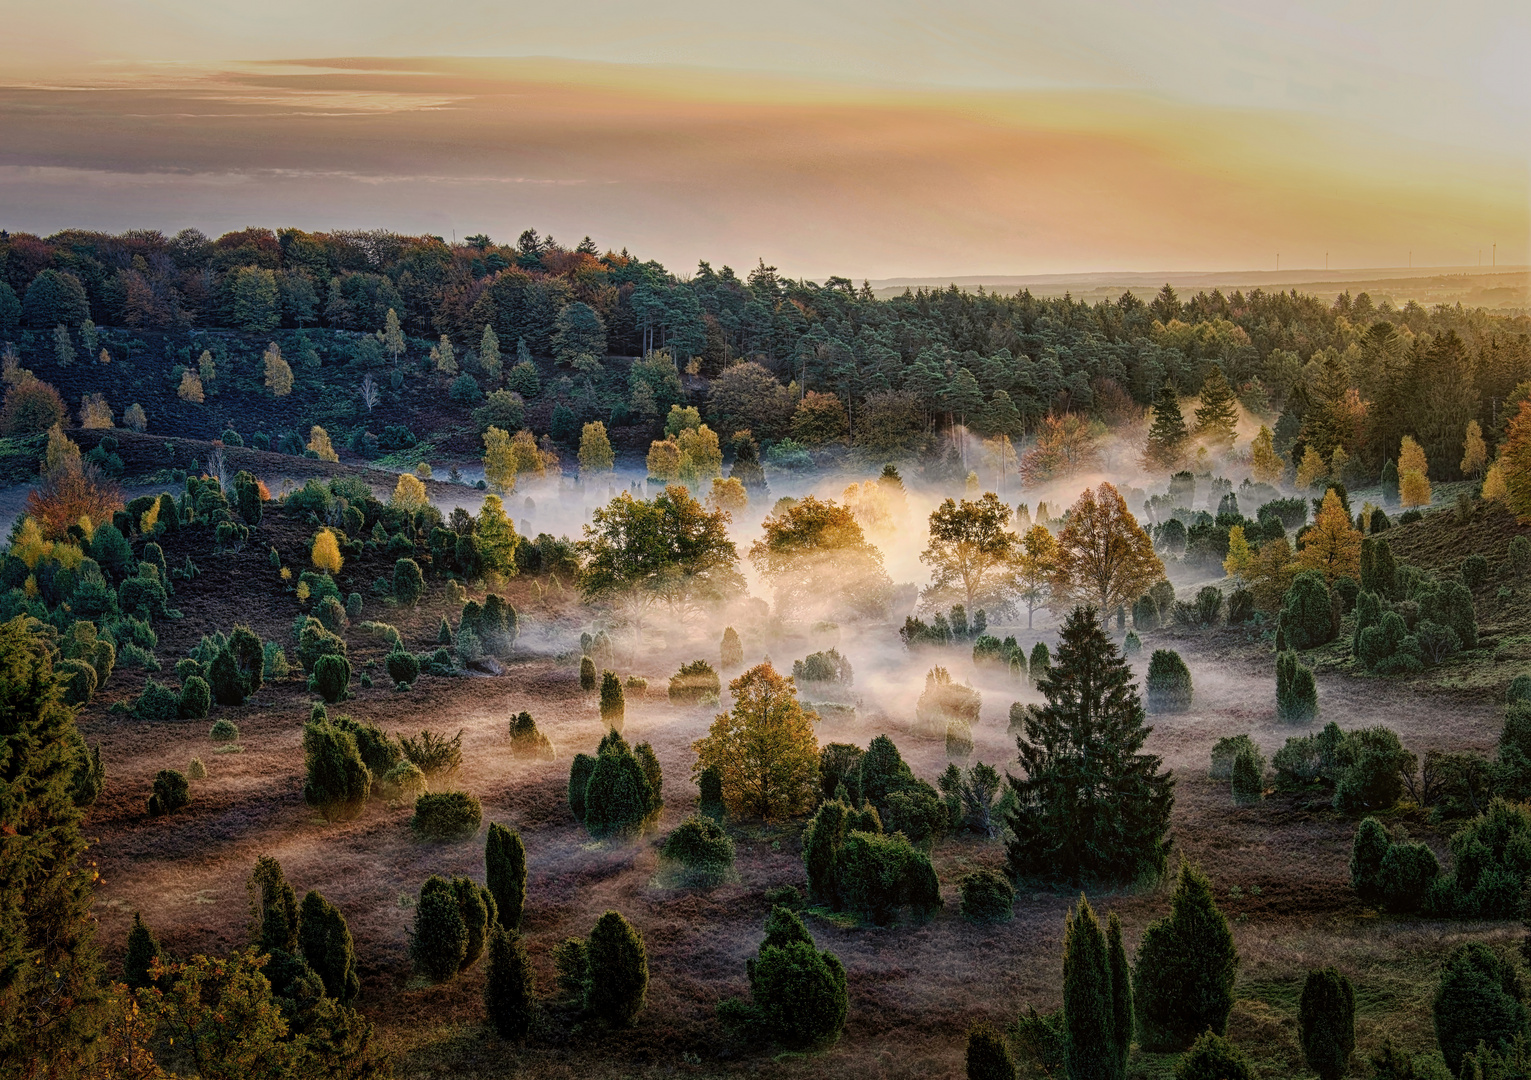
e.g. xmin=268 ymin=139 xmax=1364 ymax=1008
xmin=1 ymin=0 xmax=1527 ymax=278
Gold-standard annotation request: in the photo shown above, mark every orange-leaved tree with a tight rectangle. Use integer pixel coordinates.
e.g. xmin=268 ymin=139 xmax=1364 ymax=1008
xmin=1296 ymin=488 xmax=1361 ymax=583
xmin=750 ymin=495 xmax=890 ymax=620
xmin=1049 ymin=483 xmax=1163 ymax=614
xmin=692 ymin=662 xmax=818 ymax=820
xmin=1502 ymin=400 xmax=1531 ymax=524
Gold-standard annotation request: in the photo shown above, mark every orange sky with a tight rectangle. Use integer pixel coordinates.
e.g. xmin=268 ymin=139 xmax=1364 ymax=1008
xmin=0 ymin=53 xmax=1526 ymax=277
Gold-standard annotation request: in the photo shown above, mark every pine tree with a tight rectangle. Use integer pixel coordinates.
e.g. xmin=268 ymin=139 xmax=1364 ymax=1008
xmin=484 ymin=926 xmax=535 ymax=1041
xmin=1132 ymin=862 xmax=1239 ymax=1051
xmin=1143 ymin=381 xmax=1189 ymax=470
xmin=585 ymin=910 xmax=648 ymax=1027
xmin=1299 ymin=967 xmax=1355 ymax=1080
xmin=299 ymin=890 xmax=360 ymax=1004
xmin=1063 ymin=895 xmax=1121 ymax=1080
xmin=1194 ymin=365 xmax=1239 ymax=449
xmin=486 ymin=822 xmax=527 ymax=929
xmin=123 ymin=912 xmax=163 ymax=989
xmin=1007 ymin=607 xmax=1174 ymax=885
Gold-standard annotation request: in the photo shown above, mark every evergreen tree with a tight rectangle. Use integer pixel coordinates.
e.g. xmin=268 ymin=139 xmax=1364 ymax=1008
xmin=453 ymin=876 xmax=493 ymax=972
xmin=1143 ymin=381 xmax=1190 ymax=470
xmin=411 ymin=875 xmax=468 ymax=982
xmin=580 ymin=655 xmax=597 ymax=692
xmin=1063 ymin=895 xmax=1122 ymax=1080
xmin=1299 ymin=967 xmax=1356 ymax=1080
xmin=1174 ymin=1032 xmax=1253 ymax=1080
xmin=1132 ymin=863 xmax=1239 ymax=1051
xmin=486 ymin=822 xmax=527 ymax=929
xmin=484 ymin=926 xmax=535 ymax=1041
xmin=1194 ymin=365 xmax=1239 ymax=449
xmin=1006 ymin=607 xmax=1174 ymax=885
xmin=1106 ymin=913 xmax=1133 ymax=1076
xmin=302 ymin=714 xmax=372 ymax=821
xmin=248 ymin=854 xmax=300 ymax=955
xmin=1433 ymin=942 xmax=1529 ymax=1075
xmin=299 ymin=890 xmax=360 ymax=1005
xmin=967 ymin=1021 xmax=1019 ymax=1080
xmin=585 ymin=910 xmax=648 ymax=1027
xmin=123 ymin=912 xmax=163 ymax=990
xmin=599 ymin=670 xmax=624 ymax=730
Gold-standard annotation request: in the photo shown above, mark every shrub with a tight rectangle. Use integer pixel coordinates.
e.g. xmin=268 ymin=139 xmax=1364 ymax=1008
xmin=793 ymin=648 xmax=853 ymax=686
xmin=1462 ymin=554 xmax=1489 ymax=590
xmin=669 ymin=659 xmax=721 ymax=704
xmin=411 ymin=790 xmax=481 ymax=839
xmin=660 ymin=814 xmax=735 ymax=884
xmin=386 ymin=647 xmax=421 ymax=689
xmin=452 ymin=875 xmax=493 ymax=971
xmin=1123 ymin=629 xmax=1142 ymax=654
xmin=568 ymin=753 xmax=597 ymax=822
xmin=915 ymin=666 xmax=982 ymax=736
xmin=378 ymin=760 xmax=426 ymax=801
xmin=578 ymin=655 xmax=596 ymax=692
xmin=721 ymin=626 xmax=744 ymax=669
xmin=1280 ymin=571 xmax=1335 ymax=649
xmin=1175 ymin=1032 xmax=1253 ymax=1080
xmin=585 ymin=910 xmax=648 ymax=1028
xmin=315 ymin=594 xmax=348 ymax=635
xmin=1299 ymin=967 xmax=1356 ymax=1080
xmin=1273 ymin=722 xmax=1345 ymax=789
xmin=1231 ymin=745 xmax=1264 ymax=805
xmin=958 ymin=869 xmax=1014 ymax=923
xmin=883 ymin=783 xmax=948 ymax=848
xmin=1379 ymin=839 xmax=1439 ymax=913
xmin=298 ymin=890 xmax=360 ymax=1005
xmin=509 ymin=710 xmax=554 ymax=759
xmin=1350 ymin=818 xmax=1390 ymax=903
xmin=1432 ymin=942 xmax=1529 ymax=1075
xmin=966 ymin=1021 xmax=1018 ymax=1080
xmin=309 ymin=653 xmax=351 ymax=703
xmin=699 ymin=765 xmax=725 ymax=821
xmin=723 ymin=907 xmax=847 ymax=1049
xmin=261 ymin=641 xmax=290 ymax=680
xmin=411 ymin=875 xmax=468 ymax=982
xmin=210 ymin=718 xmax=239 ymax=743
xmin=583 ymin=739 xmax=653 ymax=837
xmin=1511 ymin=676 xmax=1531 ymax=706
xmin=837 ymin=830 xmax=940 ymax=925
xmin=1439 ymin=799 xmax=1531 ymax=918
xmin=147 ymin=768 xmax=189 ymax=815
xmin=553 ymin=937 xmax=588 ymax=1003
xmin=1332 ymin=726 xmax=1413 ymax=814
xmin=1194 ymin=585 xmax=1223 ymax=626
xmin=486 ymin=823 xmax=527 ymax=929
xmin=332 ymin=715 xmax=401 ymax=776
xmin=1276 ymin=650 xmax=1318 ymax=722
xmin=1145 ymin=649 xmax=1193 ymax=713
xmin=295 ymin=616 xmax=346 ymax=672
xmin=599 ymin=670 xmax=624 ymax=730
xmin=484 ymin=927 xmax=535 ymax=1041
xmin=123 ymin=913 xmax=163 ymax=990
xmin=1132 ymin=863 xmax=1238 ymax=1051
xmin=187 ymin=757 xmax=207 ymax=780
xmin=56 ymin=658 xmax=97 ymax=707
xmin=1420 ymin=579 xmax=1478 ymax=651
xmin=134 ymin=679 xmax=181 ymax=724
xmin=1132 ymin=594 xmax=1159 ymax=631
xmin=393 ymin=558 xmax=424 ymax=606
xmin=302 ymin=716 xmax=371 ymax=821
xmin=1210 ymin=735 xmax=1257 ymax=780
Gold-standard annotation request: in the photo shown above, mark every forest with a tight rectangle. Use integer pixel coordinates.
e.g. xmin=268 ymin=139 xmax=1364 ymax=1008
xmin=1 ymin=223 xmax=1531 ymax=1080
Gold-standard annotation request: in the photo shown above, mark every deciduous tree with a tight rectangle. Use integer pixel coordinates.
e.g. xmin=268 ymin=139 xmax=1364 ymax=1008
xmin=750 ymin=495 xmax=891 ymax=621
xmin=692 ymin=663 xmax=819 ymax=820
xmin=1049 ymin=483 xmax=1164 ymax=614
xmin=1296 ymin=489 xmax=1361 ymax=584
xmin=921 ymin=492 xmax=1020 ymax=614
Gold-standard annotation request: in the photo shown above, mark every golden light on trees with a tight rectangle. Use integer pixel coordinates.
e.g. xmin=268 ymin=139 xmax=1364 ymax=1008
xmin=263 ymin=343 xmax=293 ymax=397
xmin=483 ymin=425 xmax=517 ymax=494
xmin=1296 ymin=488 xmax=1361 ymax=583
xmin=311 ymin=528 xmax=343 ymax=574
xmin=1049 ymin=482 xmax=1163 ymax=613
xmin=691 ymin=663 xmax=819 ymax=821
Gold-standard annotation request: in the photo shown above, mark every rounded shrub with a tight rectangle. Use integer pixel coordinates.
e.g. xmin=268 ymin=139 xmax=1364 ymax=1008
xmin=316 ymin=594 xmax=349 ymax=635
xmin=298 ymin=890 xmax=360 ymax=1005
xmin=147 ymin=769 xmax=189 ymax=816
xmin=660 ymin=814 xmax=735 ymax=884
xmin=1299 ymin=967 xmax=1355 ymax=1080
xmin=411 ymin=790 xmax=483 ymax=840
xmin=668 ymin=659 xmax=721 ymax=705
xmin=393 ymin=557 xmax=425 ymax=606
xmin=210 ymin=718 xmax=239 ymax=743
xmin=310 ymin=653 xmax=352 ymax=703
xmin=966 ymin=1021 xmax=1019 ymax=1080
xmin=302 ymin=716 xmax=371 ymax=822
xmin=1349 ymin=817 xmax=1389 ymax=903
xmin=1461 ymin=553 xmax=1489 ymax=591
xmin=57 ymin=658 xmax=97 ymax=707
xmin=1145 ymin=649 xmax=1193 ymax=714
xmin=411 ymin=875 xmax=468 ymax=982
xmin=379 ymin=760 xmax=426 ymax=801
xmin=509 ymin=710 xmax=554 ymax=759
xmin=1510 ymin=674 xmax=1531 ymax=706
xmin=582 ymin=745 xmax=652 ymax=837
xmin=749 ymin=937 xmax=848 ymax=1049
xmin=484 ymin=926 xmax=535 ymax=1041
xmin=1175 ymin=1031 xmax=1253 ymax=1080
xmin=386 ymin=647 xmax=421 ymax=689
xmin=186 ymin=757 xmax=207 ymax=780
xmin=585 ymin=910 xmax=648 ymax=1028
xmin=1433 ymin=942 xmax=1530 ymax=1074
xmin=958 ymin=869 xmax=1015 ymax=923
xmin=134 ymin=680 xmax=181 ymax=724
xmin=179 ymin=675 xmax=211 ymax=720
xmin=1123 ymin=630 xmax=1142 ymax=655
xmin=721 ymin=625 xmax=744 ymax=669
xmin=1280 ymin=571 xmax=1335 ymax=650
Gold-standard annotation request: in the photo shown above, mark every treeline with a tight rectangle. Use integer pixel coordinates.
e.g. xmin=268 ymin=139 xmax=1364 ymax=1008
xmin=1 ymin=226 xmax=1528 ymax=481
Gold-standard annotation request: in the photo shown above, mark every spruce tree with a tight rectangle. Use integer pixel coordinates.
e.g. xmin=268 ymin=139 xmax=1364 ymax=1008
xmin=1194 ymin=365 xmax=1239 ymax=448
xmin=1006 ymin=607 xmax=1174 ymax=885
xmin=585 ymin=910 xmax=648 ymax=1027
xmin=967 ymin=1021 xmax=1018 ymax=1080
xmin=1063 ymin=895 xmax=1121 ymax=1080
xmin=123 ymin=912 xmax=163 ymax=990
xmin=1144 ymin=381 xmax=1190 ymax=470
xmin=486 ymin=822 xmax=527 ymax=929
xmin=298 ymin=890 xmax=360 ymax=1005
xmin=484 ymin=926 xmax=535 ymax=1041
xmin=1299 ymin=967 xmax=1356 ymax=1080
xmin=1132 ymin=862 xmax=1239 ymax=1051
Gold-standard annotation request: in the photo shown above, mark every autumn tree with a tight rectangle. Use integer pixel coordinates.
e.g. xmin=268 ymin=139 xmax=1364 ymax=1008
xmin=1296 ymin=489 xmax=1361 ymax=583
xmin=431 ymin=334 xmax=457 ymax=374
xmin=920 ymin=492 xmax=1020 ymax=614
xmin=483 ymin=425 xmax=517 ymax=494
xmin=391 ymin=472 xmax=428 ymax=514
xmin=480 ymin=324 xmax=502 ymax=382
xmin=311 ymin=528 xmax=344 ymax=575
xmin=1016 ymin=524 xmax=1058 ymax=629
xmin=1020 ymin=413 xmax=1101 ymax=487
xmin=263 ymin=342 xmax=293 ymax=397
xmin=692 ymin=663 xmax=819 ymax=820
xmin=178 ymin=369 xmax=206 ymax=403
xmin=578 ymin=421 xmax=615 ymax=475
xmin=307 ymin=425 xmax=338 ymax=462
xmin=750 ymin=495 xmax=891 ymax=621
xmin=707 ymin=476 xmax=748 ymax=516
xmin=1460 ymin=420 xmax=1487 ymax=479
xmin=1503 ymin=401 xmax=1531 ymax=523
xmin=1399 ymin=435 xmax=1430 ymax=508
xmin=1194 ymin=365 xmax=1240 ymax=449
xmin=1249 ymin=425 xmax=1284 ymax=484
xmin=646 ymin=438 xmax=681 ymax=482
xmin=1142 ymin=381 xmax=1190 ymax=471
xmin=0 ymin=377 xmax=66 ymax=435
xmin=1050 ymin=483 xmax=1164 ymax=614
xmin=383 ymin=307 xmax=405 ymax=364
xmin=578 ymin=487 xmax=744 ymax=643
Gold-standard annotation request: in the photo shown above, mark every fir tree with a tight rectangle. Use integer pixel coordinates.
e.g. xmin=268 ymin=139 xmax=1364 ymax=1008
xmin=486 ymin=822 xmax=527 ymax=929
xmin=1194 ymin=365 xmax=1239 ymax=448
xmin=1143 ymin=381 xmax=1189 ymax=470
xmin=123 ymin=912 xmax=163 ymax=990
xmin=1132 ymin=862 xmax=1239 ymax=1051
xmin=484 ymin=926 xmax=535 ymax=1041
xmin=1006 ymin=607 xmax=1174 ymax=885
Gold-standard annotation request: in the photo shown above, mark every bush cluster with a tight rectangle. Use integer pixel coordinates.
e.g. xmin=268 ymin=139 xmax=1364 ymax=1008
xmin=668 ymin=659 xmax=721 ymax=704
xmin=717 ymin=907 xmax=847 ymax=1048
xmin=411 ymin=791 xmax=483 ymax=840
xmin=568 ymin=731 xmax=662 ymax=837
xmin=660 ymin=814 xmax=736 ymax=885
xmin=509 ymin=710 xmax=555 ymax=759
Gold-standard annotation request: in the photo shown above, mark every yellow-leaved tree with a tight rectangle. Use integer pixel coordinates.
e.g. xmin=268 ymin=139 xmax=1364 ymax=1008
xmin=1249 ymin=425 xmax=1284 ymax=485
xmin=264 ymin=343 xmax=293 ymax=397
xmin=676 ymin=424 xmax=723 ymax=487
xmin=1296 ymin=489 xmax=1361 ymax=582
xmin=509 ymin=429 xmax=544 ymax=479
xmin=1016 ymin=523 xmax=1058 ymax=629
xmin=483 ymin=425 xmax=517 ymax=494
xmin=311 ymin=528 xmax=343 ymax=574
xmin=646 ymin=438 xmax=681 ymax=483
xmin=390 ymin=473 xmax=427 ymax=513
xmin=476 ymin=494 xmax=520 ymax=577
xmin=707 ymin=476 xmax=748 ymax=516
xmin=1295 ymin=446 xmax=1328 ymax=491
xmin=1399 ymin=435 xmax=1431 ymax=508
xmin=1222 ymin=525 xmax=1254 ymax=584
xmin=1460 ymin=420 xmax=1488 ymax=479
xmin=307 ymin=425 xmax=338 ymax=462
xmin=1049 ymin=483 xmax=1164 ymax=614
xmin=692 ymin=662 xmax=819 ymax=820
xmin=178 ymin=370 xmax=205 ymax=403
xmin=578 ymin=421 xmax=615 ymax=475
